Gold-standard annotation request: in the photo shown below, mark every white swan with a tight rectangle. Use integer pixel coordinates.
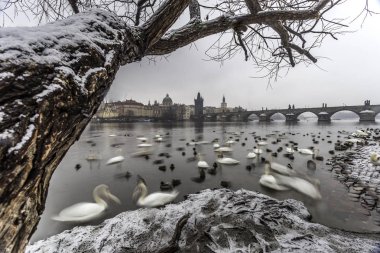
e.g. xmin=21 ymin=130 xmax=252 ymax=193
xmin=197 ymin=155 xmax=210 ymax=168
xmin=298 ymin=148 xmax=313 ymax=155
xmin=106 ymin=155 xmax=125 ymax=165
xmin=370 ymin=153 xmax=380 ymax=166
xmin=226 ymin=140 xmax=235 ymax=145
xmin=214 ymin=147 xmax=233 ymax=152
xmin=253 ymin=148 xmax=263 ymax=155
xmin=86 ymin=151 xmax=100 ymax=161
xmin=352 ymin=130 xmax=368 ymax=137
xmin=274 ymin=173 xmax=322 ymax=200
xmin=216 ymin=157 xmax=240 ymax=165
xmin=257 ymin=141 xmax=268 ymax=146
xmin=247 ymin=151 xmax=257 ymax=159
xmin=133 ymin=177 xmax=178 ymax=207
xmin=259 ymin=163 xmax=290 ymax=191
xmin=131 ymin=148 xmax=153 ymax=157
xmin=52 ymin=184 xmax=120 ymax=222
xmin=137 ymin=143 xmax=153 ymax=147
xmin=286 ymin=147 xmax=295 ymax=154
xmin=213 ymin=143 xmax=220 ymax=149
xmin=270 ymin=162 xmax=296 ymax=176
xmin=137 ymin=137 xmax=148 ymax=142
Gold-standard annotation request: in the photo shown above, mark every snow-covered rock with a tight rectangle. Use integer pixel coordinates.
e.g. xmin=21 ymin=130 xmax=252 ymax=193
xmin=27 ymin=189 xmax=380 ymax=253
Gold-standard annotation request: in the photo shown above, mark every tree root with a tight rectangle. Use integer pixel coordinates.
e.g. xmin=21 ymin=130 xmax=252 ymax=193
xmin=156 ymin=213 xmax=191 ymax=253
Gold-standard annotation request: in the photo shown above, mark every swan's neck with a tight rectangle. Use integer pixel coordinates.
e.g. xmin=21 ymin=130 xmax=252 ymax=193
xmin=264 ymin=164 xmax=270 ymax=175
xmin=138 ymin=183 xmax=149 ymax=201
xmin=93 ymin=191 xmax=108 ymax=208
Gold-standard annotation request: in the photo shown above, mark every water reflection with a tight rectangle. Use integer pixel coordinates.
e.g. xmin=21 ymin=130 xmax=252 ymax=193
xmin=31 ymin=120 xmax=380 ymax=243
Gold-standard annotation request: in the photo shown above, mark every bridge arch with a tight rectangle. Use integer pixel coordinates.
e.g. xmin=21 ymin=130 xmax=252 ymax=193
xmin=244 ymin=113 xmax=259 ymax=121
xmin=269 ymin=112 xmax=286 ymax=121
xmin=331 ymin=110 xmax=360 ymax=120
xmin=376 ymin=112 xmax=380 ymax=120
xmin=296 ymin=111 xmax=318 ymax=121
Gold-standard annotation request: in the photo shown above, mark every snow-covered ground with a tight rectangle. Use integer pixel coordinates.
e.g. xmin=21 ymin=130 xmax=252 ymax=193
xmin=27 ymin=188 xmax=380 ymax=253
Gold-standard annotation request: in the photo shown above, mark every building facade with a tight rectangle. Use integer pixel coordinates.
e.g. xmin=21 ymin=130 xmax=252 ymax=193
xmin=96 ymin=94 xmax=185 ymax=121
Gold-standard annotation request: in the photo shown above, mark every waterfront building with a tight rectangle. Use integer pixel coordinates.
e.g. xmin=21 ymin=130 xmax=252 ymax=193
xmin=184 ymin=105 xmax=195 ymax=120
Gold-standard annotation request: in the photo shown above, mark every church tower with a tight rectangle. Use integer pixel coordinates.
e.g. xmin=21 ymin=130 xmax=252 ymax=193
xmin=221 ymin=95 xmax=227 ymax=112
xmin=194 ymin=92 xmax=204 ymax=117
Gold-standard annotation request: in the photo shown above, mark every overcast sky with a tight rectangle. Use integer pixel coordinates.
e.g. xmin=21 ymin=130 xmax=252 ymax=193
xmin=106 ymin=0 xmax=380 ymax=110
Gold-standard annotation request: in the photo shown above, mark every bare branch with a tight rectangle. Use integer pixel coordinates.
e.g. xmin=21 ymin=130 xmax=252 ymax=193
xmin=147 ymin=2 xmax=330 ymax=56
xmin=66 ymin=0 xmax=79 ymax=13
xmin=189 ymin=0 xmax=201 ymax=21
xmin=142 ymin=0 xmax=191 ymax=50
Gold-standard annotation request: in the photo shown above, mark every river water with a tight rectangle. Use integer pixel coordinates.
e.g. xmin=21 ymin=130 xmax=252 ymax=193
xmin=30 ymin=119 xmax=380 ymax=243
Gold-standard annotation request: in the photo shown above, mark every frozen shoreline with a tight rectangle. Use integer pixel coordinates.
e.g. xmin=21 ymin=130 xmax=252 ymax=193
xmin=27 ymin=188 xmax=380 ymax=253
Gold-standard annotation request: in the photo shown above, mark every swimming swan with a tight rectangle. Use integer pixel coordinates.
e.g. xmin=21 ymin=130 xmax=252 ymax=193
xmin=133 ymin=177 xmax=178 ymax=207
xmin=259 ymin=163 xmax=290 ymax=191
xmin=52 ymin=184 xmax=120 ymax=222
xmin=216 ymin=157 xmax=240 ymax=165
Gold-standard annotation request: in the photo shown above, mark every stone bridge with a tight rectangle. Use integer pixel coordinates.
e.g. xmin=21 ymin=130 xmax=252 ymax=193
xmin=203 ymin=101 xmax=380 ymax=122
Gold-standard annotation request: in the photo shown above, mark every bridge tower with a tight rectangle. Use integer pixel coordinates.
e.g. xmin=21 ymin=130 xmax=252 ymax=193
xmin=194 ymin=92 xmax=204 ymax=121
xmin=221 ymin=95 xmax=227 ymax=112
xmin=316 ymin=103 xmax=331 ymax=122
xmin=359 ymin=100 xmax=375 ymax=122
xmin=285 ymin=104 xmax=297 ymax=122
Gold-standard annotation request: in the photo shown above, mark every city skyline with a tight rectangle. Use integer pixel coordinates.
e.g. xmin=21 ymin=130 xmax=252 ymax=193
xmin=104 ymin=91 xmax=376 ymax=112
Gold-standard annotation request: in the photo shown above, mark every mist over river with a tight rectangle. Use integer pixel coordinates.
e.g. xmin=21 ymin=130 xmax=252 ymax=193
xmin=30 ymin=119 xmax=380 ymax=243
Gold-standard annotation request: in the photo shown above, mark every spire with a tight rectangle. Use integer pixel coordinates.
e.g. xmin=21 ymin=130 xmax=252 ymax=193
xmin=223 ymin=95 xmax=225 ymax=103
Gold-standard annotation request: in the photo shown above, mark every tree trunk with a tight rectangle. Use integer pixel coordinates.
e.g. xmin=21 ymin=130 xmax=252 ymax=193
xmin=0 ymin=10 xmax=143 ymax=252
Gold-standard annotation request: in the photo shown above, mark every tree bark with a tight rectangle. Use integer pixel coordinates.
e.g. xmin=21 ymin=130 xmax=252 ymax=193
xmin=0 ymin=10 xmax=143 ymax=253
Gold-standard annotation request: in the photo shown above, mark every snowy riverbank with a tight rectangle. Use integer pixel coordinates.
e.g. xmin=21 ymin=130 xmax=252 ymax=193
xmin=27 ymin=188 xmax=380 ymax=253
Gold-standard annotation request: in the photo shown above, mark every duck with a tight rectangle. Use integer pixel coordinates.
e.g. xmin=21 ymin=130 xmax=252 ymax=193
xmin=52 ymin=184 xmax=120 ymax=222
xmin=312 ymin=149 xmax=324 ymax=161
xmin=106 ymin=155 xmax=125 ymax=165
xmin=370 ymin=153 xmax=380 ymax=166
xmin=133 ymin=176 xmax=178 ymax=207
xmin=259 ymin=163 xmax=290 ymax=191
xmin=298 ymin=148 xmax=314 ymax=155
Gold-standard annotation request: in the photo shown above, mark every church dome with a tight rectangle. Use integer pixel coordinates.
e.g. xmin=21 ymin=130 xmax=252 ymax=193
xmin=162 ymin=94 xmax=173 ymax=106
